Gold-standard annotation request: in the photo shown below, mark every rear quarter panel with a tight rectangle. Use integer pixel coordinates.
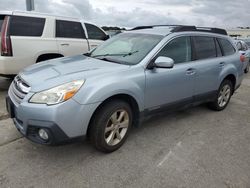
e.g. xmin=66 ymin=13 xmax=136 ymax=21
xmin=219 ymin=53 xmax=244 ymax=89
xmin=11 ymin=36 xmax=58 ymax=67
xmin=9 ymin=17 xmax=58 ymax=73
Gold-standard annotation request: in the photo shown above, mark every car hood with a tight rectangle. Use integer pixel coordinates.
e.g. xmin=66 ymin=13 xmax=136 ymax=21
xmin=19 ymin=55 xmax=130 ymax=92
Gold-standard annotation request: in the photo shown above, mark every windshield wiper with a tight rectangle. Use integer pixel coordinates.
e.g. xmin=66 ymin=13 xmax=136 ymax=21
xmin=83 ymin=52 xmax=90 ymax=57
xmin=92 ymin=51 xmax=139 ymax=58
xmin=96 ymin=57 xmax=125 ymax=65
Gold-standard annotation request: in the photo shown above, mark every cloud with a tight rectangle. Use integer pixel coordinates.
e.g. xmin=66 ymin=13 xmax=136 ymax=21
xmin=35 ymin=0 xmax=93 ymax=19
xmin=0 ymin=0 xmax=249 ymax=28
xmin=140 ymin=0 xmax=192 ymax=6
xmin=91 ymin=7 xmax=182 ymax=27
xmin=191 ymin=0 xmax=250 ymax=27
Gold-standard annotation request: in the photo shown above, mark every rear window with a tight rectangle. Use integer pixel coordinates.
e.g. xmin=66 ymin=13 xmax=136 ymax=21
xmin=246 ymin=42 xmax=250 ymax=47
xmin=56 ymin=20 xmax=86 ymax=39
xmin=193 ymin=36 xmax=216 ymax=60
xmin=215 ymin=39 xmax=223 ymax=57
xmin=242 ymin=42 xmax=248 ymax=50
xmin=218 ymin=38 xmax=236 ymax=56
xmin=0 ymin=15 xmax=5 ymax=31
xmin=9 ymin=16 xmax=45 ymax=37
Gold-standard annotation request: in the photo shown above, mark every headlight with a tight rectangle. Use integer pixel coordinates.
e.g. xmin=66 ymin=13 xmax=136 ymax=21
xmin=29 ymin=80 xmax=85 ymax=105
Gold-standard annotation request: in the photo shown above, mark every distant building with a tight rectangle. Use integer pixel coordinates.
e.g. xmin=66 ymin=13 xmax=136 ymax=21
xmin=227 ymin=28 xmax=250 ymax=38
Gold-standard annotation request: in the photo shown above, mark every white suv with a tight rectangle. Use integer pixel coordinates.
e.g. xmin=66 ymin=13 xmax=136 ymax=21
xmin=0 ymin=11 xmax=109 ymax=77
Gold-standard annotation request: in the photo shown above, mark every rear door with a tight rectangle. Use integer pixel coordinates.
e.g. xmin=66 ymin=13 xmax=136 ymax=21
xmin=56 ymin=20 xmax=89 ymax=56
xmin=192 ymin=36 xmax=223 ymax=99
xmin=85 ymin=23 xmax=108 ymax=50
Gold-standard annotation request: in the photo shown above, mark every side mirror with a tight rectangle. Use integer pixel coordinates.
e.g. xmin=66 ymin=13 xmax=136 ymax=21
xmin=103 ymin=35 xmax=110 ymax=41
xmin=154 ymin=56 xmax=174 ymax=69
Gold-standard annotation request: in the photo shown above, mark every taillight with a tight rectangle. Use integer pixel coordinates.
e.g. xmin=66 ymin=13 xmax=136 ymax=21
xmin=1 ymin=16 xmax=12 ymax=56
xmin=240 ymin=55 xmax=245 ymax=63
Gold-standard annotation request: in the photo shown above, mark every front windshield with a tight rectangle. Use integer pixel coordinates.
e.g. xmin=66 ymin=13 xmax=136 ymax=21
xmin=88 ymin=33 xmax=163 ymax=65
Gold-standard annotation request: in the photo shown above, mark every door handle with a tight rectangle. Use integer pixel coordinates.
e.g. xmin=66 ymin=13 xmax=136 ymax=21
xmin=186 ymin=68 xmax=196 ymax=75
xmin=219 ymin=62 xmax=225 ymax=67
xmin=90 ymin=45 xmax=98 ymax=48
xmin=61 ymin=43 xmax=69 ymax=46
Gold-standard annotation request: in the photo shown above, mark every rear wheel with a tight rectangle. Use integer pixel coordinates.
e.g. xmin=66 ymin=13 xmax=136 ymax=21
xmin=36 ymin=54 xmax=63 ymax=63
xmin=208 ymin=80 xmax=233 ymax=111
xmin=89 ymin=100 xmax=132 ymax=153
xmin=244 ymin=62 xmax=249 ymax=73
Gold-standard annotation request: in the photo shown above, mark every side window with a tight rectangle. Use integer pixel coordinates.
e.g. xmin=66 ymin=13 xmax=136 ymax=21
xmin=0 ymin=15 xmax=5 ymax=31
xmin=193 ymin=36 xmax=216 ymax=60
xmin=236 ymin=41 xmax=242 ymax=51
xmin=85 ymin=23 xmax=107 ymax=40
xmin=218 ymin=38 xmax=235 ymax=56
xmin=242 ymin=42 xmax=248 ymax=51
xmin=215 ymin=39 xmax=223 ymax=57
xmin=56 ymin=20 xmax=86 ymax=39
xmin=9 ymin=16 xmax=45 ymax=37
xmin=156 ymin=36 xmax=192 ymax=64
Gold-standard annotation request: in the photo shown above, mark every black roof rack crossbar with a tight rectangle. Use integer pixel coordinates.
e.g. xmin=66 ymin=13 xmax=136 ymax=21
xmin=172 ymin=26 xmax=228 ymax=35
xmin=130 ymin=25 xmax=183 ymax=31
xmin=130 ymin=25 xmax=228 ymax=35
xmin=130 ymin=26 xmax=153 ymax=30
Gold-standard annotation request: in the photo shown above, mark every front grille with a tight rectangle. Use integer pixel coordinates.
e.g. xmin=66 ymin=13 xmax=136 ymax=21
xmin=9 ymin=76 xmax=30 ymax=104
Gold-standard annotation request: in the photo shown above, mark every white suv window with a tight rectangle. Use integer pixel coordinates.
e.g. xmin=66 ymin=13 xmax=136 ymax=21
xmin=0 ymin=15 xmax=4 ymax=31
xmin=9 ymin=16 xmax=45 ymax=37
xmin=85 ymin=23 xmax=107 ymax=40
xmin=56 ymin=20 xmax=86 ymax=39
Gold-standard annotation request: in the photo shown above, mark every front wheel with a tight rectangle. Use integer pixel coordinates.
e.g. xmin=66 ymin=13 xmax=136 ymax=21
xmin=208 ymin=80 xmax=233 ymax=111
xmin=89 ymin=100 xmax=132 ymax=153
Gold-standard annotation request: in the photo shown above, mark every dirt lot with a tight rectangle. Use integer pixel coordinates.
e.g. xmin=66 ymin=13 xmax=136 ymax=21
xmin=0 ymin=74 xmax=250 ymax=188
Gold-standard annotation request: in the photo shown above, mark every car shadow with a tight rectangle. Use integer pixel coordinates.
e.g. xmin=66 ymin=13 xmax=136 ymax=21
xmin=0 ymin=78 xmax=12 ymax=91
xmin=17 ymin=104 xmax=211 ymax=158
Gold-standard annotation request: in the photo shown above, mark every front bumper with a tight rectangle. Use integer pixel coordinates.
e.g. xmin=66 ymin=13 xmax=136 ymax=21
xmin=13 ymin=116 xmax=69 ymax=145
xmin=6 ymin=94 xmax=101 ymax=145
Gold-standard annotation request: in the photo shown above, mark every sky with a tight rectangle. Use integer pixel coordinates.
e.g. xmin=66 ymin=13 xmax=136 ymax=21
xmin=0 ymin=0 xmax=250 ymax=28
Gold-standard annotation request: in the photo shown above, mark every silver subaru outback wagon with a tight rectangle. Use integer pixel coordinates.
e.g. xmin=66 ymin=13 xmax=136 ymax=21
xmin=6 ymin=25 xmax=244 ymax=152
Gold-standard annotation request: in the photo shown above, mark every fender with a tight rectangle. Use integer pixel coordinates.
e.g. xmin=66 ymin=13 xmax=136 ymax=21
xmin=73 ymin=76 xmax=145 ymax=111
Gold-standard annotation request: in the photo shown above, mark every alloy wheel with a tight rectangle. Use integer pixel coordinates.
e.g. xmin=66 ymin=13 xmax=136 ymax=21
xmin=104 ymin=109 xmax=129 ymax=146
xmin=218 ymin=84 xmax=231 ymax=108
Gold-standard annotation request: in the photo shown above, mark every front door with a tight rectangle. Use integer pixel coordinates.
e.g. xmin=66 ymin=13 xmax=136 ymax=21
xmin=145 ymin=36 xmax=196 ymax=109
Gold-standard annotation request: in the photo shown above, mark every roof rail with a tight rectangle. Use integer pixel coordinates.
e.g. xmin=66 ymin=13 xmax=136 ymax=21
xmin=172 ymin=26 xmax=228 ymax=35
xmin=130 ymin=26 xmax=153 ymax=30
xmin=130 ymin=25 xmax=181 ymax=31
xmin=130 ymin=25 xmax=228 ymax=35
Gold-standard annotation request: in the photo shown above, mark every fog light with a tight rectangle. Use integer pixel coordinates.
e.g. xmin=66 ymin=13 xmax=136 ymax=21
xmin=38 ymin=129 xmax=49 ymax=141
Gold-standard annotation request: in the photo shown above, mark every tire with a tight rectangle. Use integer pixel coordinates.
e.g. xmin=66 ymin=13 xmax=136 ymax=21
xmin=244 ymin=62 xmax=249 ymax=73
xmin=89 ymin=100 xmax=133 ymax=153
xmin=36 ymin=54 xmax=63 ymax=63
xmin=208 ymin=80 xmax=233 ymax=111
